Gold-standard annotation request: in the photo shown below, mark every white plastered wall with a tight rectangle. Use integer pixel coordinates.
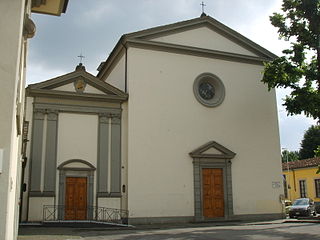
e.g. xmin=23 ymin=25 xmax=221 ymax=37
xmin=28 ymin=197 xmax=54 ymax=221
xmin=56 ymin=112 xmax=98 ymax=207
xmin=53 ymin=83 xmax=106 ymax=95
xmin=151 ymin=26 xmax=259 ymax=57
xmin=56 ymin=113 xmax=98 ymax=167
xmin=104 ymin=53 xmax=126 ymax=91
xmin=125 ymin=47 xmax=282 ymax=219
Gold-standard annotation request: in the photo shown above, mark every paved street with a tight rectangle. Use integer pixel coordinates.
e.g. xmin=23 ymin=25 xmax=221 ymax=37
xmin=18 ymin=221 xmax=320 ymax=240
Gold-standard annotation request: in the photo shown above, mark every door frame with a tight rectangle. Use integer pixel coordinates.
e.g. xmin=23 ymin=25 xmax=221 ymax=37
xmin=189 ymin=141 xmax=236 ymax=221
xmin=57 ymin=159 xmax=95 ymax=220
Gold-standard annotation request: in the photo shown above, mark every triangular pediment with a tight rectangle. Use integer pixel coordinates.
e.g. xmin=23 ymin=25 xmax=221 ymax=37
xmin=189 ymin=141 xmax=236 ymax=159
xmin=98 ymin=16 xmax=277 ymax=78
xmin=124 ymin=15 xmax=276 ymax=60
xmin=27 ymin=64 xmax=128 ymax=102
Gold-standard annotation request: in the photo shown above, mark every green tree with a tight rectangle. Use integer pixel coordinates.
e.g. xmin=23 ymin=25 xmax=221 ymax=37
xmin=299 ymin=125 xmax=320 ymax=159
xmin=262 ymin=0 xmax=320 ymax=120
xmin=282 ymin=149 xmax=299 ymax=162
xmin=315 ymin=145 xmax=320 ymax=157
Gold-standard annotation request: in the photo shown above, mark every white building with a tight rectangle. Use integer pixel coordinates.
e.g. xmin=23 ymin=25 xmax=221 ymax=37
xmin=0 ymin=1 xmax=68 ymax=239
xmin=22 ymin=15 xmax=284 ymax=224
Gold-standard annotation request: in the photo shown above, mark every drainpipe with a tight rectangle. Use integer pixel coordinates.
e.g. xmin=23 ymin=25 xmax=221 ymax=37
xmin=121 ymin=42 xmax=128 ymax=93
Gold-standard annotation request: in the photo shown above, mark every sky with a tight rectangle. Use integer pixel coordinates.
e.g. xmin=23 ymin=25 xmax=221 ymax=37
xmin=27 ymin=0 xmax=317 ymax=151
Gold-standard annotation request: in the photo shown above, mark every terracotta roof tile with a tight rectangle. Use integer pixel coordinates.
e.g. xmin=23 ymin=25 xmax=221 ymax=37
xmin=282 ymin=157 xmax=320 ymax=170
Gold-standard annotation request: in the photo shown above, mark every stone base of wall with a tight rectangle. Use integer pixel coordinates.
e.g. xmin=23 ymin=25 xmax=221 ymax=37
xmin=129 ymin=213 xmax=284 ymax=225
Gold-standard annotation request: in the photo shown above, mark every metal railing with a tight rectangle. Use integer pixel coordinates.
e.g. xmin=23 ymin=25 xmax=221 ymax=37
xmin=43 ymin=205 xmax=129 ymax=225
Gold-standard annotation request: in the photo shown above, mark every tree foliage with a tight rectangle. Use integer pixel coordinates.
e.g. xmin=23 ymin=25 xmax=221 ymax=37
xmin=315 ymin=145 xmax=320 ymax=157
xmin=299 ymin=125 xmax=320 ymax=159
xmin=262 ymin=0 xmax=320 ymax=120
xmin=282 ymin=149 xmax=299 ymax=162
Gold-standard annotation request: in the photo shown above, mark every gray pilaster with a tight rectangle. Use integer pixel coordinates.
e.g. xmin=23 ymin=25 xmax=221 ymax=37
xmin=193 ymin=159 xmax=202 ymax=221
xmin=97 ymin=114 xmax=109 ymax=195
xmin=43 ymin=110 xmax=58 ymax=195
xmin=58 ymin=170 xmax=65 ymax=220
xmin=110 ymin=114 xmax=121 ymax=193
xmin=88 ymin=173 xmax=94 ymax=219
xmin=226 ymin=160 xmax=234 ymax=216
xmin=30 ymin=109 xmax=45 ymax=194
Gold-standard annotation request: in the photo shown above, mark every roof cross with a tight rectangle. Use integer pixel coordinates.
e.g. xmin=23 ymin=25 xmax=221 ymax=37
xmin=200 ymin=1 xmax=206 ymax=14
xmin=77 ymin=53 xmax=85 ymax=64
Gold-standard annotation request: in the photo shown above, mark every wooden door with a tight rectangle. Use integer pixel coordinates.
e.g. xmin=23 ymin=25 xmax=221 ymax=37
xmin=202 ymin=168 xmax=224 ymax=218
xmin=65 ymin=177 xmax=87 ymax=220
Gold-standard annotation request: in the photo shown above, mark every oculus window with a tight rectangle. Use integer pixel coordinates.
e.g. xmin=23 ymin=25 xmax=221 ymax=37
xmin=193 ymin=73 xmax=225 ymax=107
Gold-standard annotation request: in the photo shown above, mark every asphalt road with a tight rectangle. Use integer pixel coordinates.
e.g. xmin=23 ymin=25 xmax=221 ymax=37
xmin=18 ymin=221 xmax=320 ymax=240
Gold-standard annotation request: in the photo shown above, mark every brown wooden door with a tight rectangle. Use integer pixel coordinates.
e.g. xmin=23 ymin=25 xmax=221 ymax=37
xmin=202 ymin=168 xmax=224 ymax=218
xmin=65 ymin=177 xmax=87 ymax=220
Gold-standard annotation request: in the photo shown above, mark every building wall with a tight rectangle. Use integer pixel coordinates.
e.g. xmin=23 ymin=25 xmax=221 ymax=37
xmin=105 ymin=53 xmax=126 ymax=92
xmin=23 ymin=95 xmax=124 ymax=221
xmin=284 ymin=168 xmax=320 ymax=202
xmin=57 ymin=113 xmax=98 ymax=167
xmin=0 ymin=0 xmax=28 ymax=239
xmin=125 ymin=47 xmax=283 ymax=220
xmin=152 ymin=26 xmax=259 ymax=57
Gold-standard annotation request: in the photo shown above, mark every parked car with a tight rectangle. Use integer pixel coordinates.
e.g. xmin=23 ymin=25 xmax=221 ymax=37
xmin=289 ymin=198 xmax=316 ymax=218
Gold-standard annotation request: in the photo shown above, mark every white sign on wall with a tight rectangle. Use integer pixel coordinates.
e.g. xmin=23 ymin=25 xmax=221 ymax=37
xmin=272 ymin=181 xmax=281 ymax=189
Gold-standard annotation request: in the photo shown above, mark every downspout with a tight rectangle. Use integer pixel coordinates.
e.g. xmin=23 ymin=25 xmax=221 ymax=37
xmin=122 ymin=42 xmax=128 ymax=93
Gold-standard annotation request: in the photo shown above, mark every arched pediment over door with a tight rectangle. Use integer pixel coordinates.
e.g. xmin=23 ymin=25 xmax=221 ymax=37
xmin=189 ymin=141 xmax=236 ymax=221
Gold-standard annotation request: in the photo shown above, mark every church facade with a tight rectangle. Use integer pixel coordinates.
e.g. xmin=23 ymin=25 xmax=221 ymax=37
xmin=22 ymin=15 xmax=284 ymax=224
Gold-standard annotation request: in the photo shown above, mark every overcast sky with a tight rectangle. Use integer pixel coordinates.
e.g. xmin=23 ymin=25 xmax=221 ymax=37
xmin=27 ymin=0 xmax=317 ymax=151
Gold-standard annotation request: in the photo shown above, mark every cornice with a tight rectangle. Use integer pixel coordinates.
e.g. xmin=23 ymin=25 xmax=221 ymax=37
xmin=27 ymin=88 xmax=128 ymax=103
xmin=126 ymin=39 xmax=271 ymax=65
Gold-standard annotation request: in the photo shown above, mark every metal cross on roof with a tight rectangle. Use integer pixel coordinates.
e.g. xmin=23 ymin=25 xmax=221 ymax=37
xmin=77 ymin=53 xmax=85 ymax=64
xmin=200 ymin=1 xmax=206 ymax=14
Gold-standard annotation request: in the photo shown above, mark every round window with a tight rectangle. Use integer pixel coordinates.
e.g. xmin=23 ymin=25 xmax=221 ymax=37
xmin=193 ymin=73 xmax=225 ymax=107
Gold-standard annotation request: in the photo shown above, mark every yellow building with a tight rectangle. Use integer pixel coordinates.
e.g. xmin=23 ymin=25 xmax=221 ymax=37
xmin=283 ymin=157 xmax=320 ymax=203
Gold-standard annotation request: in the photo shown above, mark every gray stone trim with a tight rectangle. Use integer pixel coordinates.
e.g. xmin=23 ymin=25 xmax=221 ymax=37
xmin=58 ymin=160 xmax=95 ymax=220
xmin=98 ymin=16 xmax=276 ymax=79
xmin=43 ymin=110 xmax=58 ymax=193
xmin=29 ymin=191 xmax=43 ymax=197
xmin=129 ymin=216 xmax=194 ymax=225
xmin=97 ymin=46 xmax=126 ymax=82
xmin=97 ymin=192 xmax=122 ymax=198
xmin=126 ymin=39 xmax=270 ymax=65
xmin=230 ymin=213 xmax=284 ymax=221
xmin=34 ymin=102 xmax=121 ymax=115
xmin=57 ymin=159 xmax=96 ymax=170
xmin=28 ymin=191 xmax=56 ymax=197
xmin=127 ymin=213 xmax=283 ymax=225
xmin=110 ymin=114 xmax=121 ymax=194
xmin=193 ymin=73 xmax=225 ymax=107
xmin=27 ymin=88 xmax=127 ymax=103
xmin=191 ymin=141 xmax=236 ymax=221
xmin=124 ymin=16 xmax=276 ymax=59
xmin=27 ymin=68 xmax=128 ymax=100
xmin=30 ymin=109 xmax=45 ymax=192
xmin=97 ymin=114 xmax=110 ymax=194
xmin=189 ymin=141 xmax=236 ymax=159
